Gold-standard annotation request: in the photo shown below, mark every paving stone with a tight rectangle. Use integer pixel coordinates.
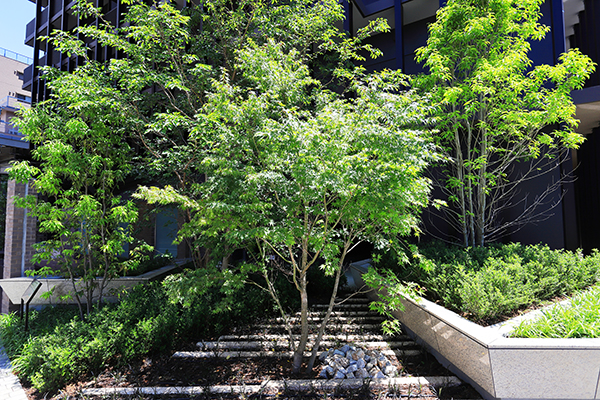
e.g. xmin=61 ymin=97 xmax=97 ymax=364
xmin=0 ymin=344 xmax=28 ymax=400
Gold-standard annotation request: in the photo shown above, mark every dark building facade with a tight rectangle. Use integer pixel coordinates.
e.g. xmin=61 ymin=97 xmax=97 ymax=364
xmin=12 ymin=0 xmax=600 ymax=271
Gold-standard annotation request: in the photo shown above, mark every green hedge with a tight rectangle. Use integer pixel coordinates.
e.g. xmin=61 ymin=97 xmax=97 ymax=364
xmin=376 ymin=242 xmax=600 ymax=323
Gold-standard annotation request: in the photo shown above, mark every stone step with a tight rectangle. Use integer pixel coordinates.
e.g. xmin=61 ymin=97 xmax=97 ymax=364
xmin=172 ymin=348 xmax=422 ymax=359
xmin=300 ymin=310 xmax=378 ymax=317
xmin=218 ymin=333 xmax=409 ymax=341
xmin=273 ymin=315 xmax=385 ymax=324
xmin=333 ymin=296 xmax=371 ymax=304
xmin=312 ymin=303 xmax=371 ymax=310
xmin=197 ymin=340 xmax=418 ymax=351
xmin=253 ymin=323 xmax=384 ymax=331
xmin=81 ymin=376 xmax=463 ymax=397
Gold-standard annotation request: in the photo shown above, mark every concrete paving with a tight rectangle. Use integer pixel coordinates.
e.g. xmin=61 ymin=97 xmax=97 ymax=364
xmin=0 ymin=344 xmax=28 ymax=400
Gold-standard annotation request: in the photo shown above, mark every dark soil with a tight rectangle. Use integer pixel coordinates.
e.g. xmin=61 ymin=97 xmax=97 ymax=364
xmin=23 ymin=344 xmax=482 ymax=400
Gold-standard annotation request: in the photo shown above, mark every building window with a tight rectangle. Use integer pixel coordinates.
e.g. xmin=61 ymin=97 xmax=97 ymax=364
xmin=15 ymin=93 xmax=31 ymax=103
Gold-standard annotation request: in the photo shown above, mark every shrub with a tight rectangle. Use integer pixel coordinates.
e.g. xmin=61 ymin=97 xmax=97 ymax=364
xmin=459 ymin=255 xmax=536 ymax=320
xmin=375 ymin=241 xmax=600 ymax=323
xmin=0 ymin=277 xmax=282 ymax=394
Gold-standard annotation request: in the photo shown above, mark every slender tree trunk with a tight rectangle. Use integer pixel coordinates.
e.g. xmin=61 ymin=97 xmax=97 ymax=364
xmin=307 ymin=256 xmax=345 ymax=371
xmin=466 ymin=121 xmax=476 ymax=247
xmin=292 ymin=271 xmax=309 ymax=374
xmin=262 ymin=268 xmax=297 ymax=353
xmin=476 ymin=123 xmax=488 ymax=247
xmin=454 ymin=125 xmax=468 ymax=247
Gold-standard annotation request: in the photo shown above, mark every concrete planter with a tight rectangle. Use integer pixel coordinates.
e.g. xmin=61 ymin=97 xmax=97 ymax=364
xmin=0 ymin=264 xmax=178 ymax=306
xmin=350 ymin=261 xmax=600 ymax=400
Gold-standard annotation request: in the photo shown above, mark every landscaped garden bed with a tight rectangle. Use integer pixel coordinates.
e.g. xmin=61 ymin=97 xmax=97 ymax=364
xmin=0 ymin=278 xmax=482 ymax=400
xmin=371 ymin=241 xmax=600 ymax=326
xmin=0 ymin=279 xmax=290 ymax=396
xmin=352 ymin=241 xmax=600 ymax=400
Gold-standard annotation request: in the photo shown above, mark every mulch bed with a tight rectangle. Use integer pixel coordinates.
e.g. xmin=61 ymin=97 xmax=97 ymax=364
xmin=22 ymin=345 xmax=481 ymax=400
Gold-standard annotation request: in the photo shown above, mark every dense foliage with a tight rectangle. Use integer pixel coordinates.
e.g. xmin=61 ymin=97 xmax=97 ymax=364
xmin=372 ymin=241 xmax=600 ymax=323
xmin=415 ymin=0 xmax=595 ymax=246
xmin=5 ymin=0 xmax=598 ymax=387
xmin=0 ymin=280 xmax=292 ymax=393
xmin=23 ymin=0 xmax=437 ymax=374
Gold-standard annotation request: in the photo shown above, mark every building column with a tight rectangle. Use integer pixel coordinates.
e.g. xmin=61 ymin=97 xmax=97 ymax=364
xmin=2 ymin=180 xmax=37 ymax=314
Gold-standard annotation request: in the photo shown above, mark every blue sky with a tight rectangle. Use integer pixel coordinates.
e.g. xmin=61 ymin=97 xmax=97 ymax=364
xmin=0 ymin=0 xmax=36 ymax=59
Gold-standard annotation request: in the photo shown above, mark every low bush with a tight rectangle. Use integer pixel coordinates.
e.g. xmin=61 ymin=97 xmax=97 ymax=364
xmin=374 ymin=242 xmax=600 ymax=323
xmin=511 ymin=285 xmax=600 ymax=338
xmin=0 ymin=278 xmax=283 ymax=394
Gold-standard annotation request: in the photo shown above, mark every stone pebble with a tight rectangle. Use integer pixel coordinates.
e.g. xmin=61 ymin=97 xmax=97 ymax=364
xmin=318 ymin=345 xmax=397 ymax=379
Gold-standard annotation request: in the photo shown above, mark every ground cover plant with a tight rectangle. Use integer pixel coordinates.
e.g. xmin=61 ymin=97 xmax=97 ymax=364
xmin=511 ymin=284 xmax=600 ymax=338
xmin=0 ymin=279 xmax=290 ymax=394
xmin=369 ymin=241 xmax=600 ymax=324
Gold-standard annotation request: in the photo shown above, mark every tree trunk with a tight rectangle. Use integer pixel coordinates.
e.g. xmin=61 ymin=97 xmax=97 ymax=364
xmin=307 ymin=259 xmax=344 ymax=371
xmin=454 ymin=126 xmax=468 ymax=247
xmin=262 ymin=268 xmax=297 ymax=353
xmin=476 ymin=124 xmax=488 ymax=247
xmin=292 ymin=271 xmax=309 ymax=374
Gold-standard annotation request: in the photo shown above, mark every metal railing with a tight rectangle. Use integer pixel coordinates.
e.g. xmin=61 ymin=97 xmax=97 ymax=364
xmin=0 ymin=121 xmax=24 ymax=137
xmin=0 ymin=47 xmax=33 ymax=65
xmin=0 ymin=95 xmax=31 ymax=110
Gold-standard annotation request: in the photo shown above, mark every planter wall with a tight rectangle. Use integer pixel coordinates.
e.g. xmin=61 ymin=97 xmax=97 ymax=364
xmin=349 ymin=262 xmax=600 ymax=400
xmin=0 ymin=264 xmax=178 ymax=306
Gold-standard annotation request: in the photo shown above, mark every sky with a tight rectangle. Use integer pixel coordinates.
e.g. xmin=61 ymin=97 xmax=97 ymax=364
xmin=0 ymin=0 xmax=36 ymax=60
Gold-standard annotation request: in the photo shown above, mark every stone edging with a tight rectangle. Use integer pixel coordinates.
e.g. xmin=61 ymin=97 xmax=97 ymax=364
xmin=0 ymin=264 xmax=179 ymax=305
xmin=81 ymin=376 xmax=462 ymax=396
xmin=350 ymin=262 xmax=600 ymax=400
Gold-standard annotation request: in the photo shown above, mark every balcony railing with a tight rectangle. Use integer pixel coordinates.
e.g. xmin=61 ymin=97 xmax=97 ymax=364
xmin=25 ymin=19 xmax=35 ymax=47
xmin=22 ymin=65 xmax=33 ymax=92
xmin=0 ymin=47 xmax=33 ymax=65
xmin=0 ymin=95 xmax=30 ymax=149
xmin=0 ymin=96 xmax=31 ymax=110
xmin=0 ymin=122 xmax=28 ymax=149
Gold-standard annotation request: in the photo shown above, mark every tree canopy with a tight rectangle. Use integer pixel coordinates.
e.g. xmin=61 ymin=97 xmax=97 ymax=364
xmin=13 ymin=0 xmax=437 ymax=373
xmin=414 ymin=0 xmax=595 ymax=246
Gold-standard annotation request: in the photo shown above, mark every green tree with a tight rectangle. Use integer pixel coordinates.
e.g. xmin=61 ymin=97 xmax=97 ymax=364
xmin=10 ymin=61 xmax=141 ymax=319
xmin=139 ymin=40 xmax=437 ymax=373
xmin=28 ymin=0 xmax=437 ymax=374
xmin=415 ymin=0 xmax=595 ymax=247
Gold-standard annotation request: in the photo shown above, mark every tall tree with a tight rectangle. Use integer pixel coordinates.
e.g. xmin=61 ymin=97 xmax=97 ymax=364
xmin=415 ymin=0 xmax=595 ymax=247
xmin=10 ymin=62 xmax=141 ymax=319
xmin=37 ymin=0 xmax=437 ymax=374
xmin=139 ymin=40 xmax=437 ymax=373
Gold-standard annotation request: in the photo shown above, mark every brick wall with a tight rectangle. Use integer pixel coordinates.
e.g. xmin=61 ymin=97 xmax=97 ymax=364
xmin=1 ymin=180 xmax=37 ymax=314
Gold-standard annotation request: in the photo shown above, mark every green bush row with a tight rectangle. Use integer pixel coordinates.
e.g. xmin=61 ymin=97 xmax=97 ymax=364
xmin=377 ymin=242 xmax=600 ymax=323
xmin=0 ymin=279 xmax=284 ymax=394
